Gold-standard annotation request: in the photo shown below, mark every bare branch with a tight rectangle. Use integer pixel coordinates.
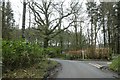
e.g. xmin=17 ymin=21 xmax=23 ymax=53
xmin=48 ymin=12 xmax=72 ymax=34
xmin=50 ymin=21 xmax=74 ymax=38
xmin=34 ymin=2 xmax=45 ymax=13
xmin=29 ymin=2 xmax=45 ymax=25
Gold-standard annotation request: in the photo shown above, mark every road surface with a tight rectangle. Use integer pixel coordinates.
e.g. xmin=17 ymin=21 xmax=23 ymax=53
xmin=51 ymin=59 xmax=118 ymax=78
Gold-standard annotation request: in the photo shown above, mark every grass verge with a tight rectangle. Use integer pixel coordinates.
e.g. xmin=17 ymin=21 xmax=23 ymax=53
xmin=109 ymin=55 xmax=120 ymax=74
xmin=2 ymin=59 xmax=59 ymax=78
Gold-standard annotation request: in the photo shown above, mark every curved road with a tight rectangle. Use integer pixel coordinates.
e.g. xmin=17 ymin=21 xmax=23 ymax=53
xmin=51 ymin=59 xmax=118 ymax=78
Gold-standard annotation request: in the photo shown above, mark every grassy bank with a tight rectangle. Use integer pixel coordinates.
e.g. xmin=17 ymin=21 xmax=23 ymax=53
xmin=109 ymin=55 xmax=120 ymax=73
xmin=3 ymin=59 xmax=58 ymax=78
xmin=2 ymin=40 xmax=59 ymax=78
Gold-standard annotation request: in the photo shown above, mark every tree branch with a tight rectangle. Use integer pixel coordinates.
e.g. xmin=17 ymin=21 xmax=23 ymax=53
xmin=50 ymin=21 xmax=74 ymax=39
xmin=48 ymin=12 xmax=72 ymax=34
xmin=29 ymin=2 xmax=45 ymax=25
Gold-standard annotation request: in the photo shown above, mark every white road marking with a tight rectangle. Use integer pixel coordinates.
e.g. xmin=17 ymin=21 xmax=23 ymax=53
xmin=89 ymin=63 xmax=103 ymax=68
xmin=107 ymin=62 xmax=112 ymax=65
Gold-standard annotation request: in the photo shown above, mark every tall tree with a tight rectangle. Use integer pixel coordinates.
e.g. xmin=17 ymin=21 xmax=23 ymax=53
xmin=6 ymin=1 xmax=14 ymax=27
xmin=79 ymin=21 xmax=84 ymax=49
xmin=29 ymin=0 xmax=77 ymax=48
xmin=70 ymin=0 xmax=82 ymax=50
xmin=22 ymin=0 xmax=26 ymax=39
xmin=56 ymin=1 xmax=64 ymax=53
xmin=2 ymin=0 xmax=15 ymax=40
xmin=99 ymin=2 xmax=108 ymax=48
xmin=86 ymin=2 xmax=98 ymax=58
xmin=2 ymin=0 xmax=5 ymax=39
xmin=116 ymin=1 xmax=120 ymax=54
xmin=0 ymin=0 xmax=2 ymax=38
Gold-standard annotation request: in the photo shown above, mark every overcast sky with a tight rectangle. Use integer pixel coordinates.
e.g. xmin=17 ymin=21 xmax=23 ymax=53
xmin=9 ymin=0 xmax=120 ymax=29
xmin=10 ymin=0 xmax=87 ymax=29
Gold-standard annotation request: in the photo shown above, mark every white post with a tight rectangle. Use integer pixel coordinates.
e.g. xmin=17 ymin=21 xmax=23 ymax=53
xmin=82 ymin=50 xmax=84 ymax=59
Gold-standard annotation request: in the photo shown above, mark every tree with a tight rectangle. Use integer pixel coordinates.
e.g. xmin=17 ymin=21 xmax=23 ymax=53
xmin=100 ymin=3 xmax=106 ymax=48
xmin=99 ymin=2 xmax=119 ymax=56
xmin=56 ymin=1 xmax=64 ymax=53
xmin=0 ymin=0 xmax=2 ymax=38
xmin=2 ymin=0 xmax=5 ymax=39
xmin=70 ymin=0 xmax=83 ymax=50
xmin=28 ymin=2 xmax=32 ymax=42
xmin=79 ymin=21 xmax=84 ymax=49
xmin=73 ymin=7 xmax=79 ymax=50
xmin=22 ymin=0 xmax=27 ymax=39
xmin=29 ymin=0 xmax=77 ymax=48
xmin=116 ymin=1 xmax=120 ymax=54
xmin=86 ymin=2 xmax=98 ymax=58
xmin=2 ymin=0 xmax=15 ymax=40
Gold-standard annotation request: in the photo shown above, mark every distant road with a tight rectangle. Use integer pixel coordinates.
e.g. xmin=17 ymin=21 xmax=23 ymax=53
xmin=51 ymin=59 xmax=118 ymax=78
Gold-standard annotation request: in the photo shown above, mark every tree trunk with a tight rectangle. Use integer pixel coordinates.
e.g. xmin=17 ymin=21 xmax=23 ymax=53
xmin=75 ymin=25 xmax=78 ymax=50
xmin=22 ymin=0 xmax=26 ymax=39
xmin=117 ymin=2 xmax=120 ymax=54
xmin=107 ymin=13 xmax=112 ymax=59
xmin=28 ymin=4 xmax=31 ymax=42
xmin=43 ymin=38 xmax=49 ymax=48
xmin=108 ymin=26 xmax=111 ymax=47
xmin=0 ymin=1 xmax=2 ymax=38
xmin=103 ymin=15 xmax=106 ymax=48
xmin=58 ymin=18 xmax=63 ymax=53
xmin=117 ymin=32 xmax=120 ymax=54
xmin=91 ymin=16 xmax=95 ymax=58
xmin=2 ymin=0 xmax=5 ymax=39
xmin=60 ymin=36 xmax=63 ymax=53
xmin=59 ymin=32 xmax=63 ymax=53
xmin=94 ymin=19 xmax=97 ymax=47
xmin=91 ymin=17 xmax=93 ymax=46
xmin=74 ymin=16 xmax=78 ymax=50
xmin=67 ymin=38 xmax=70 ymax=49
xmin=79 ymin=21 xmax=82 ymax=49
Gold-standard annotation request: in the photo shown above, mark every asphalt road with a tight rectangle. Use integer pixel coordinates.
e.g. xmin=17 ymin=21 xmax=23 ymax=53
xmin=51 ymin=59 xmax=118 ymax=78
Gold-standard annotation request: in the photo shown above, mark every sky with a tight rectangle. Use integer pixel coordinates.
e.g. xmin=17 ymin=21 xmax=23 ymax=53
xmin=10 ymin=0 xmax=23 ymax=28
xmin=9 ymin=0 xmax=120 ymax=29
xmin=10 ymin=0 xmax=87 ymax=29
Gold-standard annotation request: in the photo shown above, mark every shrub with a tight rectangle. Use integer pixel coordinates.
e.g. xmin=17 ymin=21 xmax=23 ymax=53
xmin=109 ymin=55 xmax=120 ymax=72
xmin=86 ymin=48 xmax=110 ymax=59
xmin=2 ymin=40 xmax=44 ymax=71
xmin=45 ymin=47 xmax=61 ymax=58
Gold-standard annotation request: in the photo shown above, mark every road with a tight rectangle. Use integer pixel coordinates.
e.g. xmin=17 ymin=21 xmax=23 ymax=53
xmin=51 ymin=59 xmax=118 ymax=78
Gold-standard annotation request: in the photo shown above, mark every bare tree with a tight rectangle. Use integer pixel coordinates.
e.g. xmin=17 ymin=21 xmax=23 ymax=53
xmin=70 ymin=0 xmax=83 ymax=50
xmin=29 ymin=0 xmax=78 ymax=48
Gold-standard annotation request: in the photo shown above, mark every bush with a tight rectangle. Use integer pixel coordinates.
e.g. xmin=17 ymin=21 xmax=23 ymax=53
xmin=86 ymin=48 xmax=110 ymax=59
xmin=2 ymin=40 xmax=44 ymax=71
xmin=45 ymin=47 xmax=61 ymax=58
xmin=109 ymin=55 xmax=120 ymax=72
xmin=57 ymin=53 xmax=81 ymax=60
